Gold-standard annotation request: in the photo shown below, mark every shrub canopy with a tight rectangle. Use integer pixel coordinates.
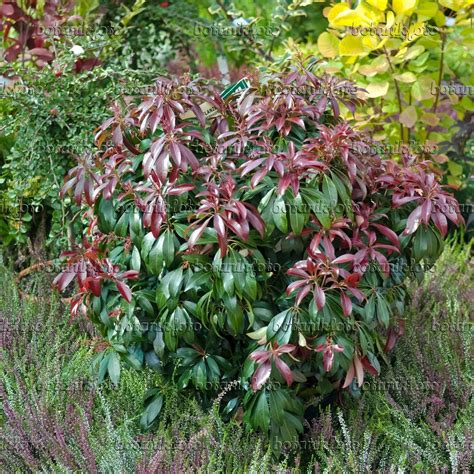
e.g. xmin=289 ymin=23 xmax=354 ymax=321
xmin=55 ymin=61 xmax=462 ymax=444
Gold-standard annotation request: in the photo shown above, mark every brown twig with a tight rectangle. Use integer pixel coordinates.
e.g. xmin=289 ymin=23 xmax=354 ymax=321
xmin=431 ymin=28 xmax=446 ymax=116
xmin=383 ymin=45 xmax=405 ymax=142
xmin=426 ymin=27 xmax=447 ymax=141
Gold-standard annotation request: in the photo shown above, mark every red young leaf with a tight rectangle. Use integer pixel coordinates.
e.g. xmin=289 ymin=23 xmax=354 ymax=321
xmin=251 ymin=361 xmax=272 ymax=391
xmin=274 ymin=357 xmax=293 ymax=386
xmin=116 ymin=280 xmax=132 ymax=303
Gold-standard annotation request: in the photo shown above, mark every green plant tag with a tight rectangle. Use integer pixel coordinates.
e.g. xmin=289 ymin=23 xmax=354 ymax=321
xmin=180 ymin=77 xmax=250 ymax=120
xmin=220 ymin=77 xmax=250 ymax=100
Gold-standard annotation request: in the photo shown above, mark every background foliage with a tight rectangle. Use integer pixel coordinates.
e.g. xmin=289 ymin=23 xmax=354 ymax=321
xmin=1 ymin=0 xmax=472 ymax=262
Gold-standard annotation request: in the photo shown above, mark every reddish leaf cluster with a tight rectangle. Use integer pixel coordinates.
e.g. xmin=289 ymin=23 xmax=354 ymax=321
xmin=385 ymin=163 xmax=462 ymax=236
xmin=53 ymin=237 xmax=138 ymax=317
xmin=0 ymin=1 xmax=102 ymax=71
xmin=287 ymin=240 xmax=364 ymax=316
xmin=187 ymin=177 xmax=264 ymax=256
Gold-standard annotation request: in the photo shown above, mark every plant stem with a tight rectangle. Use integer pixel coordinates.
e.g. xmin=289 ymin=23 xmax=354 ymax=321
xmin=426 ymin=27 xmax=446 ymax=141
xmin=432 ymin=28 xmax=446 ymax=115
xmin=407 ymin=92 xmax=412 ymax=143
xmin=383 ymin=46 xmax=404 ymax=143
xmin=266 ymin=1 xmax=295 ymax=59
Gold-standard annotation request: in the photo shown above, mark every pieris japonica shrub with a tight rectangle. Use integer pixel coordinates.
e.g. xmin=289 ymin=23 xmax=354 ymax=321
xmin=55 ymin=59 xmax=462 ymax=446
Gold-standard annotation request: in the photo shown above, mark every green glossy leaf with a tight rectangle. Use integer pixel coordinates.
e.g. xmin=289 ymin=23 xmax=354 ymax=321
xmin=273 ymin=195 xmax=288 ymax=233
xmin=193 ymin=360 xmax=207 ymax=390
xmin=148 ymin=233 xmax=165 ymax=275
xmin=131 ymin=246 xmax=141 ymax=271
xmin=185 ymin=272 xmax=210 ymax=292
xmin=98 ymin=353 xmax=110 ymax=383
xmin=114 ymin=211 xmax=130 ymax=237
xmin=140 ymin=393 xmax=163 ymax=429
xmin=289 ymin=193 xmax=309 ymax=235
xmin=108 ymin=352 xmax=121 ymax=385
xmin=163 ymin=230 xmax=175 ymax=267
xmin=322 ymin=175 xmax=338 ymax=209
xmin=252 ymin=391 xmax=270 ymax=431
xmin=97 ymin=197 xmax=116 ymax=233
xmin=141 ymin=232 xmax=156 ymax=262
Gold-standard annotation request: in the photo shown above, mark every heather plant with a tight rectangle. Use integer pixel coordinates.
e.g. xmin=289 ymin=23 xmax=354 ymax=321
xmin=0 ymin=262 xmax=98 ymax=471
xmin=0 ymin=262 xmax=276 ymax=472
xmin=364 ymin=237 xmax=473 ymax=472
xmin=303 ymin=407 xmax=401 ymax=473
xmin=300 ymin=238 xmax=473 ymax=473
xmin=55 ymin=58 xmax=463 ymax=446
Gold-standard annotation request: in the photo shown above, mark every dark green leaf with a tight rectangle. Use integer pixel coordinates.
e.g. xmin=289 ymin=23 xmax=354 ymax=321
xmin=272 ymin=195 xmax=288 ymax=233
xmin=140 ymin=393 xmax=163 ymax=429
xmin=107 ymin=352 xmax=120 ymax=385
